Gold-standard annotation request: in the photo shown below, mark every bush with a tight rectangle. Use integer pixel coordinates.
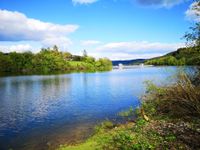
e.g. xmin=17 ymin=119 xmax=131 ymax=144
xmin=143 ymin=72 xmax=200 ymax=121
xmin=159 ymin=73 xmax=200 ymax=119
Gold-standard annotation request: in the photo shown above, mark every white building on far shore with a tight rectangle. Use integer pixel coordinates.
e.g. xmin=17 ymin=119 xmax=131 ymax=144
xmin=119 ymin=63 xmax=123 ymax=69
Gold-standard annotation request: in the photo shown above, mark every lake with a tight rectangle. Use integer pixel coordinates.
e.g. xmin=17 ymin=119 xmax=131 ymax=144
xmin=0 ymin=67 xmax=178 ymax=150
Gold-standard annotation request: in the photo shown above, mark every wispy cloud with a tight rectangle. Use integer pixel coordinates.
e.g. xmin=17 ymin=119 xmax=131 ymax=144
xmin=72 ymin=0 xmax=98 ymax=5
xmin=72 ymin=0 xmax=186 ymax=7
xmin=89 ymin=52 xmax=164 ymax=60
xmin=185 ymin=1 xmax=200 ymax=22
xmin=81 ymin=40 xmax=101 ymax=46
xmin=0 ymin=44 xmax=33 ymax=53
xmin=0 ymin=9 xmax=79 ymax=49
xmin=90 ymin=41 xmax=184 ymax=60
xmin=136 ymin=0 xmax=185 ymax=8
xmin=96 ymin=41 xmax=183 ymax=54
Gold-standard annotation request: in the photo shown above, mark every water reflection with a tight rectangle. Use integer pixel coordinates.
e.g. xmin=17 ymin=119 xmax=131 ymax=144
xmin=0 ymin=75 xmax=73 ymax=149
xmin=0 ymin=67 xmax=179 ymax=150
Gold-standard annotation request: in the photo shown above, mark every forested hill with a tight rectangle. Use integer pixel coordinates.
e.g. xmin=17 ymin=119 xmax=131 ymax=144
xmin=145 ymin=46 xmax=200 ymax=66
xmin=0 ymin=46 xmax=112 ymax=74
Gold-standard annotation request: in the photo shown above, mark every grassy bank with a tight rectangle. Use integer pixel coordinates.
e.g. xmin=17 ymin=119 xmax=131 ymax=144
xmin=58 ymin=69 xmax=200 ymax=150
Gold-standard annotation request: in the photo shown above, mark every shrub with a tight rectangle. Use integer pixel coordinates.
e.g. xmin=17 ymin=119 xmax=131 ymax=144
xmin=143 ymin=72 xmax=200 ymax=121
xmin=100 ymin=130 xmax=135 ymax=150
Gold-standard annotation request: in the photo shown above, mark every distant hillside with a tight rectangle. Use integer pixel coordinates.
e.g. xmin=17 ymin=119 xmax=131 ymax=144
xmin=145 ymin=46 xmax=200 ymax=66
xmin=112 ymin=59 xmax=145 ymax=66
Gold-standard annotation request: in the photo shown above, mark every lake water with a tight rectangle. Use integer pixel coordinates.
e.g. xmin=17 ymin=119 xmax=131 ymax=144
xmin=0 ymin=67 xmax=178 ymax=150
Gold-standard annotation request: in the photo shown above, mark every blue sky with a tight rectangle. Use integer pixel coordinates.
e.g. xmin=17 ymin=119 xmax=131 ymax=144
xmin=0 ymin=0 xmax=198 ymax=60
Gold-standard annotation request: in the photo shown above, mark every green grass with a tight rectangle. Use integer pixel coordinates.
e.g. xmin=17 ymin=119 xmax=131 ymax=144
xmin=57 ymin=118 xmax=178 ymax=150
xmin=57 ymin=115 xmax=199 ymax=150
xmin=57 ymin=71 xmax=200 ymax=150
xmin=58 ymin=140 xmax=97 ymax=150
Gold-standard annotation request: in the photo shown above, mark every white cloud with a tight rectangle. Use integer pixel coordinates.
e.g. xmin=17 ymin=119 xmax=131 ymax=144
xmin=185 ymin=2 xmax=200 ymax=22
xmin=42 ymin=37 xmax=73 ymax=50
xmin=89 ymin=41 xmax=184 ymax=60
xmin=97 ymin=41 xmax=183 ymax=54
xmin=81 ymin=40 xmax=101 ymax=46
xmin=72 ymin=0 xmax=98 ymax=5
xmin=0 ymin=44 xmax=33 ymax=53
xmin=136 ymin=0 xmax=185 ymax=8
xmin=72 ymin=0 xmax=185 ymax=7
xmin=89 ymin=52 xmax=164 ymax=60
xmin=0 ymin=9 xmax=79 ymax=48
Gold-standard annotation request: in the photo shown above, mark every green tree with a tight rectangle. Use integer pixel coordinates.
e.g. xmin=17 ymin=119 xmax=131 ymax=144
xmin=83 ymin=49 xmax=87 ymax=57
xmin=63 ymin=52 xmax=72 ymax=61
xmin=53 ymin=45 xmax=59 ymax=52
xmin=0 ymin=53 xmax=13 ymax=72
xmin=184 ymin=23 xmax=200 ymax=46
xmin=0 ymin=46 xmax=113 ymax=74
xmin=84 ymin=56 xmax=95 ymax=64
xmin=184 ymin=1 xmax=200 ymax=46
xmin=96 ymin=58 xmax=112 ymax=71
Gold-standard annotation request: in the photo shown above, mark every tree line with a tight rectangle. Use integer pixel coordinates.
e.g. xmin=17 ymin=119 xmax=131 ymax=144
xmin=145 ymin=46 xmax=200 ymax=66
xmin=0 ymin=46 xmax=112 ymax=74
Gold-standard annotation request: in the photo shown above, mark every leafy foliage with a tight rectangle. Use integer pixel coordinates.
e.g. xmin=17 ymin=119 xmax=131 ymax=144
xmin=145 ymin=46 xmax=200 ymax=66
xmin=143 ymin=72 xmax=200 ymax=120
xmin=184 ymin=23 xmax=200 ymax=47
xmin=0 ymin=46 xmax=112 ymax=74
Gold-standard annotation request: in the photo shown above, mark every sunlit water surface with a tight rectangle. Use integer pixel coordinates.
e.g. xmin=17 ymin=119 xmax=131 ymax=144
xmin=0 ymin=67 xmax=179 ymax=150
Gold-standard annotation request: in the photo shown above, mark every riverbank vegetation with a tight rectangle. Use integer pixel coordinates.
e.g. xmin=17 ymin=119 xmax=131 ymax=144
xmin=0 ymin=46 xmax=112 ymax=74
xmin=58 ymin=2 xmax=200 ymax=149
xmin=58 ymin=67 xmax=200 ymax=150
